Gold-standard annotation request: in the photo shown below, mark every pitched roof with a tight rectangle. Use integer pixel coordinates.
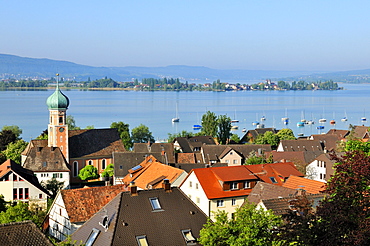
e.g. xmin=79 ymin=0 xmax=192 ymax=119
xmin=241 ymin=128 xmax=278 ymax=143
xmin=247 ymin=181 xmax=297 ymax=204
xmin=309 ymin=134 xmax=341 ymax=151
xmin=122 ymin=156 xmax=186 ymax=189
xmin=132 ymin=142 xmax=175 ymax=163
xmin=22 ymin=146 xmax=70 ymax=172
xmin=60 ymin=184 xmax=127 ymax=223
xmin=113 ymin=152 xmax=170 ymax=178
xmin=0 ymin=159 xmax=50 ymax=197
xmin=177 ymin=153 xmax=196 ymax=163
xmin=279 ymin=140 xmax=324 ymax=152
xmin=0 ymin=221 xmax=53 ymax=246
xmin=326 ymin=129 xmax=350 ymax=139
xmin=283 ymin=175 xmax=326 ymax=194
xmin=202 ymin=144 xmax=272 ymax=163
xmin=352 ymin=125 xmax=370 ymax=139
xmin=265 ymin=151 xmax=307 ymax=165
xmin=22 ymin=139 xmax=48 ymax=156
xmin=174 ymin=136 xmax=216 ymax=153
xmin=71 ymin=188 xmax=208 ymax=246
xmin=173 ymin=163 xmax=227 ymax=173
xmin=69 ymin=128 xmax=126 ymax=159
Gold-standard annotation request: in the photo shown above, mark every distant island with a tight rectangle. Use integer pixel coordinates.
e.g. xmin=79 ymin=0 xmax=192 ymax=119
xmin=0 ymin=77 xmax=342 ymax=91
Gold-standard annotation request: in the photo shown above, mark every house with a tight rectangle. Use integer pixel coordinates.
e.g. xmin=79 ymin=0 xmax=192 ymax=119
xmin=309 ymin=134 xmax=341 ymax=151
xmin=121 ymin=155 xmax=187 ymax=189
xmin=70 ymin=184 xmax=208 ymax=246
xmin=247 ymin=181 xmax=298 ymax=204
xmin=283 ymin=175 xmax=326 ymax=194
xmin=132 ymin=142 xmax=175 ymax=164
xmin=21 ymin=81 xmax=126 ymax=185
xmin=22 ymin=145 xmax=70 ymax=188
xmin=179 ymin=162 xmax=303 ymax=220
xmin=113 ymin=152 xmax=173 ymax=185
xmin=173 ymin=136 xmax=216 ymax=153
xmin=0 ymin=159 xmax=50 ymax=209
xmin=305 ymin=153 xmax=336 ymax=182
xmin=240 ymin=128 xmax=279 ymax=144
xmin=201 ymin=144 xmax=272 ymax=164
xmin=276 ymin=139 xmax=324 ymax=152
xmin=47 ymin=184 xmax=127 ymax=241
xmin=0 ymin=221 xmax=53 ymax=246
xmin=326 ymin=129 xmax=350 ymax=140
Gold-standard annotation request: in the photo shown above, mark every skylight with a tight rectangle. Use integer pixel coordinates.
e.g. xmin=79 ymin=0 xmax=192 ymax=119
xmin=132 ymin=165 xmax=142 ymax=171
xmin=136 ymin=235 xmax=149 ymax=246
xmin=85 ymin=228 xmax=100 ymax=246
xmin=181 ymin=229 xmax=196 ymax=244
xmin=149 ymin=197 xmax=162 ymax=210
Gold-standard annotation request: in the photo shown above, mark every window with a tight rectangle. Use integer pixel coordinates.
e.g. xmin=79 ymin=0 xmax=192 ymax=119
xmin=225 ymin=160 xmax=229 ymax=163
xmin=60 ymin=136 xmax=63 ymax=142
xmin=195 ymin=183 xmax=199 ymax=189
xmin=181 ymin=229 xmax=196 ymax=244
xmin=269 ymin=177 xmax=278 ymax=183
xmin=60 ymin=173 xmax=63 ymax=179
xmin=244 ymin=181 xmax=250 ymax=188
xmin=216 ymin=200 xmax=224 ymax=207
xmin=196 ymin=197 xmax=200 ymax=204
xmin=232 ymin=198 xmax=236 ymax=206
xmin=320 ymin=173 xmax=323 ymax=179
xmin=73 ymin=161 xmax=78 ymax=177
xmin=85 ymin=228 xmax=100 ymax=246
xmin=25 ymin=188 xmax=29 ymax=199
xmin=323 ymin=174 xmax=326 ymax=179
xmin=231 ymin=182 xmax=238 ymax=190
xmin=149 ymin=197 xmax=162 ymax=210
xmin=88 ymin=160 xmax=93 ymax=165
xmin=233 ymin=159 xmax=238 ymax=164
xmin=19 ymin=188 xmax=23 ymax=199
xmin=102 ymin=159 xmax=106 ymax=170
xmin=189 ymin=181 xmax=192 ymax=188
xmin=13 ymin=189 xmax=17 ymax=200
xmin=59 ymin=116 xmax=63 ymax=124
xmin=119 ymin=165 xmax=123 ymax=169
xmin=39 ymin=194 xmax=43 ymax=199
xmin=136 ymin=235 xmax=149 ymax=246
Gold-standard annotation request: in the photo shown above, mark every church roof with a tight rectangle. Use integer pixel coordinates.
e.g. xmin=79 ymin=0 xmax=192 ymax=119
xmin=46 ymin=85 xmax=69 ymax=110
xmin=22 ymin=146 xmax=70 ymax=172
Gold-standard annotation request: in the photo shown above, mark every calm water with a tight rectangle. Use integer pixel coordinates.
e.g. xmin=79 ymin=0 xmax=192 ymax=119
xmin=1 ymin=84 xmax=369 ymax=141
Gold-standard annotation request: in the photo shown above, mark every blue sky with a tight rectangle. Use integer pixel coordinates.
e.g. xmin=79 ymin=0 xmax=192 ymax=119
xmin=1 ymin=1 xmax=369 ymax=71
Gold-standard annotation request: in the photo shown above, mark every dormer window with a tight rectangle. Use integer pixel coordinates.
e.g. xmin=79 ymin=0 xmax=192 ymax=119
xmin=231 ymin=182 xmax=238 ymax=190
xmin=244 ymin=181 xmax=251 ymax=188
xmin=181 ymin=229 xmax=196 ymax=244
xmin=149 ymin=197 xmax=162 ymax=211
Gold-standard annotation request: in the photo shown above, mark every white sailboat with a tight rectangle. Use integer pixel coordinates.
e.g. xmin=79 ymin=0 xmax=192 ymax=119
xmin=341 ymin=110 xmax=348 ymax=122
xmin=171 ymin=103 xmax=180 ymax=122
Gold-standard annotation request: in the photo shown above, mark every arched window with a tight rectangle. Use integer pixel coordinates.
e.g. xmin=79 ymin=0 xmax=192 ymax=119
xmin=102 ymin=159 xmax=106 ymax=170
xmin=88 ymin=160 xmax=93 ymax=165
xmin=73 ymin=161 xmax=78 ymax=177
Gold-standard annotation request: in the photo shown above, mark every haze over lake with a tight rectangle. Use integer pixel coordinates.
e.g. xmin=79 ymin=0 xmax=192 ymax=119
xmin=1 ymin=83 xmax=368 ymax=142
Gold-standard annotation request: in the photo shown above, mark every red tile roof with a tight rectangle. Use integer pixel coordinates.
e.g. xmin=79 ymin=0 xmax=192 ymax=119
xmin=61 ymin=184 xmax=127 ymax=223
xmin=212 ymin=166 xmax=256 ymax=182
xmin=283 ymin=175 xmax=326 ymax=194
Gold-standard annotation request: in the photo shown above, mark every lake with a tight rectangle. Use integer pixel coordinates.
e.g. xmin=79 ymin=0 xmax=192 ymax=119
xmin=1 ymin=84 xmax=369 ymax=142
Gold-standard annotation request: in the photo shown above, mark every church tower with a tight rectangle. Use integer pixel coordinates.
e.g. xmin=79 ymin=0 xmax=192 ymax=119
xmin=46 ymin=74 xmax=70 ymax=161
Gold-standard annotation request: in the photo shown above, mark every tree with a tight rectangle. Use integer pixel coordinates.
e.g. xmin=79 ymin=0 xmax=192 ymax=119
xmin=0 ymin=129 xmax=17 ymax=151
xmin=110 ymin=121 xmax=132 ymax=150
xmin=36 ymin=129 xmax=48 ymax=140
xmin=199 ymin=202 xmax=283 ymax=246
xmin=200 ymin=111 xmax=218 ymax=137
xmin=167 ymin=130 xmax=194 ymax=143
xmin=101 ymin=163 xmax=114 ymax=178
xmin=255 ymin=131 xmax=280 ymax=149
xmin=230 ymin=134 xmax=240 ymax=144
xmin=0 ymin=202 xmax=45 ymax=227
xmin=0 ymin=195 xmax=7 ymax=212
xmin=131 ymin=124 xmax=155 ymax=143
xmin=245 ymin=151 xmax=268 ymax=165
xmin=78 ymin=165 xmax=99 ymax=181
xmin=2 ymin=125 xmax=22 ymax=139
xmin=41 ymin=178 xmax=65 ymax=199
xmin=217 ymin=114 xmax=231 ymax=144
xmin=276 ymin=128 xmax=296 ymax=141
xmin=314 ymin=151 xmax=370 ymax=246
xmin=66 ymin=115 xmax=80 ymax=130
xmin=2 ymin=139 xmax=28 ymax=164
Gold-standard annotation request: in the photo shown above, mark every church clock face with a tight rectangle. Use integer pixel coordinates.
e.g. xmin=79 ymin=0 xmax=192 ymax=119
xmin=59 ymin=127 xmax=65 ymax=132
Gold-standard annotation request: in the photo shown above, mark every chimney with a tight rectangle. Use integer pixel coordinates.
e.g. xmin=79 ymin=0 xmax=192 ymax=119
xmin=162 ymin=179 xmax=171 ymax=192
xmin=129 ymin=182 xmax=138 ymax=196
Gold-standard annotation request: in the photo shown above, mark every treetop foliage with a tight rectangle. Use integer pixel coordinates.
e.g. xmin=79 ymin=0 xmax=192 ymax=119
xmin=78 ymin=165 xmax=99 ymax=181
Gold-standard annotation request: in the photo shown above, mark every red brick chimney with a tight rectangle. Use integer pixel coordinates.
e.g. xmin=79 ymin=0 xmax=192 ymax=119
xmin=162 ymin=179 xmax=171 ymax=192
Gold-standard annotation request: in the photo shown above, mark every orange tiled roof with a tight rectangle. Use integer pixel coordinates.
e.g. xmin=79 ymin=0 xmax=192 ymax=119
xmin=61 ymin=184 xmax=127 ymax=223
xmin=212 ymin=166 xmax=256 ymax=182
xmin=283 ymin=175 xmax=326 ymax=194
xmin=122 ymin=155 xmax=185 ymax=189
xmin=0 ymin=159 xmax=12 ymax=176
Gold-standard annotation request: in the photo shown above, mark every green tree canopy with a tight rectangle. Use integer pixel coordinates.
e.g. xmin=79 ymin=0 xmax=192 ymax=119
xmin=131 ymin=124 xmax=155 ymax=143
xmin=230 ymin=134 xmax=240 ymax=144
xmin=276 ymin=128 xmax=296 ymax=141
xmin=66 ymin=115 xmax=80 ymax=130
xmin=0 ymin=129 xmax=17 ymax=151
xmin=167 ymin=130 xmax=194 ymax=143
xmin=0 ymin=195 xmax=7 ymax=212
xmin=217 ymin=114 xmax=231 ymax=144
xmin=101 ymin=163 xmax=114 ymax=177
xmin=41 ymin=177 xmax=65 ymax=199
xmin=199 ymin=202 xmax=283 ymax=246
xmin=110 ymin=121 xmax=133 ymax=150
xmin=255 ymin=131 xmax=280 ymax=149
xmin=2 ymin=125 xmax=22 ymax=139
xmin=0 ymin=202 xmax=45 ymax=227
xmin=200 ymin=111 xmax=218 ymax=137
xmin=78 ymin=165 xmax=99 ymax=181
xmin=2 ymin=139 xmax=28 ymax=164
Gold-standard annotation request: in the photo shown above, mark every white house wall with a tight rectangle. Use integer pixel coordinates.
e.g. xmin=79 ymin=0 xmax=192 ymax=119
xmin=209 ymin=197 xmax=246 ymax=221
xmin=306 ymin=160 xmax=327 ymax=182
xmin=35 ymin=171 xmax=70 ymax=188
xmin=49 ymin=193 xmax=72 ymax=241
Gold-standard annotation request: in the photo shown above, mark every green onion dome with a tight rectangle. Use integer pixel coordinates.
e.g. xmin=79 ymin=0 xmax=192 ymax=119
xmin=46 ymin=85 xmax=70 ymax=110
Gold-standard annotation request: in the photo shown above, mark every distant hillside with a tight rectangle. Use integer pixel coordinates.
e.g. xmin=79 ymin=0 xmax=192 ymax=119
xmin=282 ymin=69 xmax=370 ymax=83
xmin=0 ymin=54 xmax=311 ymax=82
